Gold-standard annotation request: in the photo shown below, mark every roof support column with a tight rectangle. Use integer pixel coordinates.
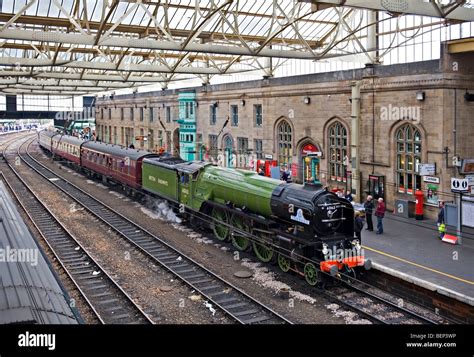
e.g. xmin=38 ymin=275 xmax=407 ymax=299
xmin=350 ymin=80 xmax=361 ymax=202
xmin=367 ymin=10 xmax=379 ymax=64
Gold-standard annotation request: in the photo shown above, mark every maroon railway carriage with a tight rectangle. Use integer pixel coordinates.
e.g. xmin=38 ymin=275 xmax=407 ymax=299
xmin=37 ymin=130 xmax=59 ymax=153
xmin=51 ymin=134 xmax=85 ymax=165
xmin=80 ymin=141 xmax=159 ymax=189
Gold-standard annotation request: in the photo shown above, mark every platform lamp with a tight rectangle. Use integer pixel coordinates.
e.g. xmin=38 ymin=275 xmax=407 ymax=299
xmin=416 ymin=91 xmax=425 ymax=101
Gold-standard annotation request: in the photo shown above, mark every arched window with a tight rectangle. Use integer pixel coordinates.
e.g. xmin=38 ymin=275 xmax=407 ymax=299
xmin=328 ymin=121 xmax=348 ymax=182
xmin=396 ymin=125 xmax=422 ymax=194
xmin=277 ymin=120 xmax=292 ymax=167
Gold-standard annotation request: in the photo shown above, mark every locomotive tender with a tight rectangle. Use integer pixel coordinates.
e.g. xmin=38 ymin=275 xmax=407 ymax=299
xmin=38 ymin=130 xmax=370 ymax=286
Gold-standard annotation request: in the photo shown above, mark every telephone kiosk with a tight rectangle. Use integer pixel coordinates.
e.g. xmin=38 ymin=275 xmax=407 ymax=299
xmin=256 ymin=159 xmax=278 ymax=177
xmin=303 ymin=153 xmax=321 ymax=185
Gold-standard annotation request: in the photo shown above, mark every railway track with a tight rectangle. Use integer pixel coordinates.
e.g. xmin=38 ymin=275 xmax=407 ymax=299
xmin=321 ymin=276 xmax=442 ymax=324
xmin=1 ymin=137 xmax=154 ymax=324
xmin=20 ymin=138 xmax=292 ymax=325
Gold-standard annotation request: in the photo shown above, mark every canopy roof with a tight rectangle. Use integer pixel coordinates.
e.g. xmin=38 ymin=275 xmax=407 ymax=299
xmin=0 ymin=0 xmax=473 ymax=95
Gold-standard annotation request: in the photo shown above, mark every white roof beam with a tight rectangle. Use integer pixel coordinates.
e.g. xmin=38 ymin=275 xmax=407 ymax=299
xmin=0 ymin=71 xmax=171 ymax=82
xmin=1 ymin=88 xmax=90 ymax=95
xmin=0 ymin=78 xmax=133 ymax=88
xmin=0 ymin=56 xmax=254 ymax=74
xmin=0 ymin=29 xmax=320 ymax=59
xmin=301 ymin=0 xmax=474 ymax=21
xmin=0 ymin=84 xmax=122 ymax=92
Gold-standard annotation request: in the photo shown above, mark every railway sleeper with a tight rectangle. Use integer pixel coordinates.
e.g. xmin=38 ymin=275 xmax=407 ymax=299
xmin=199 ymin=285 xmax=222 ymax=293
xmin=71 ymin=269 xmax=96 ymax=275
xmin=109 ymin=313 xmax=132 ymax=321
xmin=89 ymin=291 xmax=114 ymax=298
xmin=84 ymin=284 xmax=108 ymax=291
xmin=188 ymin=278 xmax=213 ymax=285
xmin=222 ymin=302 xmax=247 ymax=310
xmin=97 ymin=298 xmax=120 ymax=305
xmin=230 ymin=309 xmax=260 ymax=317
xmin=240 ymin=315 xmax=272 ymax=324
xmin=174 ymin=268 xmax=196 ymax=275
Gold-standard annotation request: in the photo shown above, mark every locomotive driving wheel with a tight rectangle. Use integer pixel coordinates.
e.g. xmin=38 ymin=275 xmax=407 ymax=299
xmin=211 ymin=207 xmax=230 ymax=241
xmin=252 ymin=232 xmax=274 ymax=263
xmin=277 ymin=253 xmax=291 ymax=273
xmin=231 ymin=214 xmax=250 ymax=251
xmin=304 ymin=262 xmax=320 ymax=286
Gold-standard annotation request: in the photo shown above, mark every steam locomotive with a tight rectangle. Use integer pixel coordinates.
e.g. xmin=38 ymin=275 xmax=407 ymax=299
xmin=38 ymin=130 xmax=371 ymax=286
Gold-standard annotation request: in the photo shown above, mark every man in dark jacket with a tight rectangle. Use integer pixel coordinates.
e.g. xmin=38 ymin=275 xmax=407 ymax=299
xmin=437 ymin=201 xmax=445 ymax=226
xmin=375 ymin=198 xmax=386 ymax=234
xmin=364 ymin=195 xmax=374 ymax=231
xmin=345 ymin=190 xmax=353 ymax=202
xmin=281 ymin=166 xmax=290 ymax=182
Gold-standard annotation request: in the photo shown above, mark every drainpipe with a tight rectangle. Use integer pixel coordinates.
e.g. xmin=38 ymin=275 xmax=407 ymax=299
xmin=351 ymin=81 xmax=362 ymax=202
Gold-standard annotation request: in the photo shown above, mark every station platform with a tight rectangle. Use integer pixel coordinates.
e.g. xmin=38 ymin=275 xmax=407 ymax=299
xmin=0 ymin=180 xmax=79 ymax=324
xmin=361 ymin=211 xmax=474 ymax=306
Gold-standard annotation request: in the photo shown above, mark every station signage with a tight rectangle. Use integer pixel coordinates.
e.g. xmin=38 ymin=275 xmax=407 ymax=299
xmin=423 ymin=176 xmax=440 ymax=184
xmin=451 ymin=178 xmax=469 ymax=193
xmin=301 ymin=143 xmax=321 ymax=156
xmin=460 ymin=159 xmax=474 ymax=174
xmin=466 ymin=175 xmax=474 ymax=186
xmin=419 ymin=163 xmax=436 ymax=176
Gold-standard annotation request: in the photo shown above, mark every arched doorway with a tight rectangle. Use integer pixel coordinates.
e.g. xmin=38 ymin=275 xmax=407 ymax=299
xmin=172 ymin=128 xmax=180 ymax=157
xmin=222 ymin=134 xmax=234 ymax=168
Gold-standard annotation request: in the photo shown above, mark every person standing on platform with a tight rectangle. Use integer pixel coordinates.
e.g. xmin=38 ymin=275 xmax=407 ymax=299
xmin=437 ymin=201 xmax=445 ymax=226
xmin=345 ymin=190 xmax=353 ymax=202
xmin=281 ymin=166 xmax=290 ymax=182
xmin=354 ymin=211 xmax=364 ymax=240
xmin=437 ymin=201 xmax=445 ymax=239
xmin=364 ymin=195 xmax=374 ymax=232
xmin=375 ymin=198 xmax=386 ymax=235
